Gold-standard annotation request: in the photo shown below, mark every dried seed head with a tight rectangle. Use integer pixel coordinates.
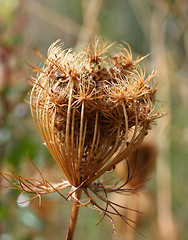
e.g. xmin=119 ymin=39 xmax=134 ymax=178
xmin=30 ymin=38 xmax=160 ymax=187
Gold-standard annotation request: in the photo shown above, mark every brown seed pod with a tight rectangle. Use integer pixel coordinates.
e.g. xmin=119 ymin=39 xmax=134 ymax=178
xmin=30 ymin=38 xmax=160 ymax=188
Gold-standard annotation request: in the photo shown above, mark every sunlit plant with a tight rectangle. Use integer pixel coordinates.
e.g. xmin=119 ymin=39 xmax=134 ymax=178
xmin=1 ymin=37 xmax=163 ymax=239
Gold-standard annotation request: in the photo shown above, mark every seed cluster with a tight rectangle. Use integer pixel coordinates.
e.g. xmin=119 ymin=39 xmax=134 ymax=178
xmin=30 ymin=38 xmax=158 ymax=187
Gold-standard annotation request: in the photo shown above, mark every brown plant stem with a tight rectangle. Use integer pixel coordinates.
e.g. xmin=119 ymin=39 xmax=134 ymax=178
xmin=66 ymin=188 xmax=82 ymax=240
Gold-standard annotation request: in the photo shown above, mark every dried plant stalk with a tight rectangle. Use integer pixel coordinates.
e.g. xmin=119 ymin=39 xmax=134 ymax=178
xmin=66 ymin=188 xmax=82 ymax=240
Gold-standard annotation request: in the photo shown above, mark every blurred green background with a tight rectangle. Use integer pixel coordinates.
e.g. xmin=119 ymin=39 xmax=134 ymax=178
xmin=0 ymin=0 xmax=188 ymax=239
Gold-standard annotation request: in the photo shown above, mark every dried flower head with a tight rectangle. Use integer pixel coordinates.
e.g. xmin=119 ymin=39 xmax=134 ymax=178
xmin=30 ymin=38 xmax=158 ymax=187
xmin=1 ymin=37 xmax=163 ymax=238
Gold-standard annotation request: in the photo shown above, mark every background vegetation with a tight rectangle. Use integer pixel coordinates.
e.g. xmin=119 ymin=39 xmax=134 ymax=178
xmin=0 ymin=0 xmax=188 ymax=239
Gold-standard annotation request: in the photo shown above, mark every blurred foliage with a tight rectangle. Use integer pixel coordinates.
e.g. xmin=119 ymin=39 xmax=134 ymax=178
xmin=0 ymin=0 xmax=188 ymax=239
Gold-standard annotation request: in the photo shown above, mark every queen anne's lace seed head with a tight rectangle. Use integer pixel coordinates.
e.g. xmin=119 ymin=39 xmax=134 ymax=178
xmin=30 ymin=38 xmax=160 ymax=188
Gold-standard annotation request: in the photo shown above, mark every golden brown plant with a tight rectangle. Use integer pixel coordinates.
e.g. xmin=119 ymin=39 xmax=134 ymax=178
xmin=1 ymin=37 xmax=163 ymax=239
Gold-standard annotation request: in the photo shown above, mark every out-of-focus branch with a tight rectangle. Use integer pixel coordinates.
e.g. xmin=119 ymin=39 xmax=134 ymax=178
xmin=23 ymin=0 xmax=94 ymax=40
xmin=78 ymin=0 xmax=104 ymax=44
xmin=150 ymin=9 xmax=177 ymax=240
xmin=148 ymin=0 xmax=188 ymax=27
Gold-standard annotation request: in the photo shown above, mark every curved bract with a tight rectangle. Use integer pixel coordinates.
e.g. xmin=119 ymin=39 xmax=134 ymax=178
xmin=30 ymin=38 xmax=159 ymax=187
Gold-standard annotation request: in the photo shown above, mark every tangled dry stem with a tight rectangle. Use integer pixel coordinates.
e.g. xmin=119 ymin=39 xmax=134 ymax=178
xmin=0 ymin=154 xmax=144 ymax=236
